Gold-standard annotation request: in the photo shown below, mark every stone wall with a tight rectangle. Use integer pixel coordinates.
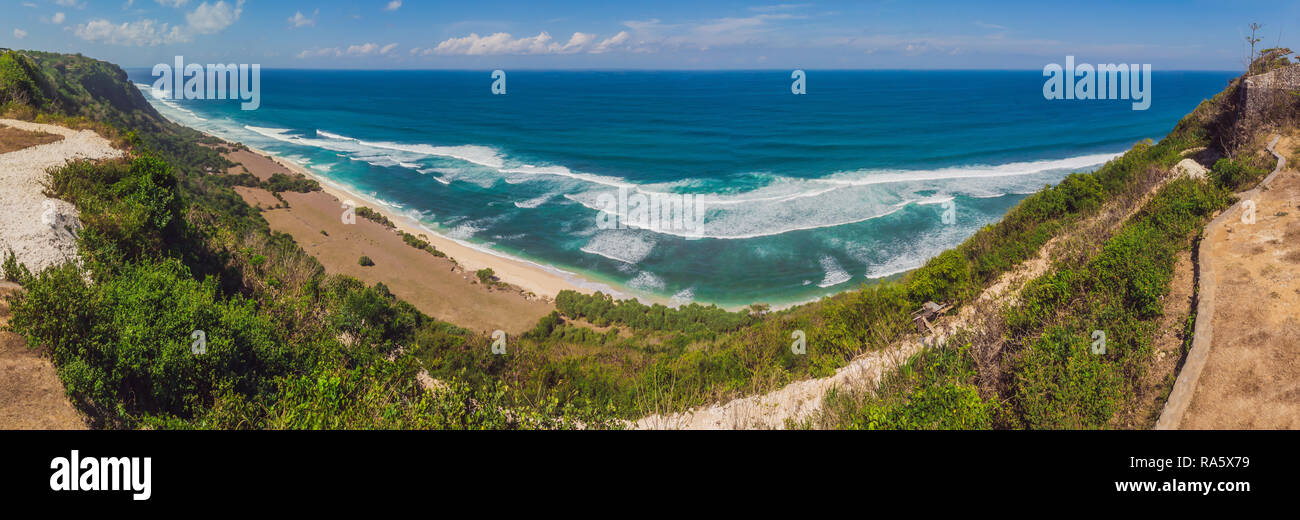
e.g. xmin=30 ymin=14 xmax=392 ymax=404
xmin=1242 ymin=64 xmax=1300 ymax=121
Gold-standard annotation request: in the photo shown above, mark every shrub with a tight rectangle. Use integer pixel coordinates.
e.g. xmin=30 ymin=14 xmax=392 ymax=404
xmin=356 ymin=207 xmax=394 ymax=228
xmin=906 ymin=249 xmax=972 ymax=303
xmin=261 ymin=172 xmax=320 ymax=193
xmin=2 ymin=249 xmax=32 ymax=284
xmin=1015 ymin=343 xmax=1124 ymax=429
xmin=851 ymin=383 xmax=994 ymax=430
xmin=401 ymin=232 xmax=446 ymax=258
xmin=358 ymin=255 xmax=375 ymax=267
xmin=1210 ymin=157 xmax=1266 ymax=190
xmin=7 ymin=259 xmax=289 ymax=424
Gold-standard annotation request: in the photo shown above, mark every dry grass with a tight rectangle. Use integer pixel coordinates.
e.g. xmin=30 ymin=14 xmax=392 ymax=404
xmin=0 ymin=125 xmax=63 ymax=153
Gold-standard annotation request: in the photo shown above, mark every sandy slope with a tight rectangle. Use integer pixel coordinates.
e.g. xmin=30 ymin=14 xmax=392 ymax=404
xmin=231 ymin=143 xmax=593 ymax=301
xmin=219 ymin=145 xmax=565 ymax=335
xmin=0 ymin=119 xmax=122 ymax=276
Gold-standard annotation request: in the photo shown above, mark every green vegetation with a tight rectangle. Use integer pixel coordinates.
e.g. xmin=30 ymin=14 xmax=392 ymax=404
xmin=807 ymin=73 xmax=1266 ymax=429
xmin=358 ymin=255 xmax=375 ymax=267
xmin=0 ymin=51 xmax=48 ymax=108
xmin=1210 ymin=157 xmax=1268 ymax=191
xmin=3 ymin=249 xmax=32 ymax=284
xmin=262 ymin=172 xmax=321 ymax=193
xmin=356 ymin=206 xmax=394 ymax=228
xmin=0 ymin=48 xmax=1283 ymax=429
xmin=810 ymin=342 xmax=995 ymax=430
xmin=400 ymin=231 xmax=447 ymax=258
xmin=1 ymin=50 xmax=617 ymax=430
xmin=1007 ymin=178 xmax=1229 ymax=428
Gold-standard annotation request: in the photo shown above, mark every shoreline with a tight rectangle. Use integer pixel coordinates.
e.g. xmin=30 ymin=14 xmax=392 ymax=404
xmin=184 ymin=127 xmax=892 ymax=313
xmin=244 ymin=143 xmax=876 ymax=311
xmin=193 ymin=129 xmax=837 ymax=312
xmin=260 ymin=146 xmax=603 ymax=300
xmin=227 ymin=138 xmax=616 ymax=302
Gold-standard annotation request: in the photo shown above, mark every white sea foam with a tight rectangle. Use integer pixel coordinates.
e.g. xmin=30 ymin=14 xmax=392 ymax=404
xmin=315 ymin=129 xmax=506 ymax=169
xmin=817 ymin=255 xmax=852 ymax=288
xmin=246 ymin=125 xmax=1117 ymax=242
xmin=669 ymin=287 xmax=695 ymax=307
xmin=627 ymin=271 xmax=666 ymax=291
xmin=513 ymin=193 xmax=553 ymax=209
xmin=500 ymin=164 xmax=633 ymax=189
xmin=816 ymin=153 xmax=1119 ymax=187
xmin=579 ymin=229 xmax=656 ymax=264
xmin=445 ymin=221 xmax=483 ymax=240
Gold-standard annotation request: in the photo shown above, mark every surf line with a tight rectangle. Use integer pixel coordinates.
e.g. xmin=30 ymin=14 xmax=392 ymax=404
xmin=593 ymin=186 xmax=709 ymax=239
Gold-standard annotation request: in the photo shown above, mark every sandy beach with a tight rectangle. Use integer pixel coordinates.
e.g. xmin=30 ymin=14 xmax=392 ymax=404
xmin=216 ymin=140 xmax=604 ymax=334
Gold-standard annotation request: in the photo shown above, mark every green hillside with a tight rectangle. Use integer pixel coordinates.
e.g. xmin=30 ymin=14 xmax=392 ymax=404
xmin=0 ymin=48 xmax=1292 ymax=429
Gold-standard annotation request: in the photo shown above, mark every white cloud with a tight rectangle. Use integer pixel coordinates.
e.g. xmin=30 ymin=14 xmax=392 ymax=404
xmin=432 ymin=31 xmax=605 ymax=55
xmin=186 ymin=0 xmax=244 ymax=35
xmin=52 ymin=12 xmax=66 ymax=24
xmin=297 ymin=42 xmax=400 ymax=59
xmin=424 ymin=29 xmax=642 ymax=56
xmin=590 ymin=31 xmax=632 ymax=53
xmin=55 ymin=0 xmax=85 ymax=8
xmin=13 ymin=28 xmax=28 ymax=39
xmin=288 ymin=9 xmax=318 ymax=28
xmin=74 ymin=18 xmax=187 ymax=46
xmin=72 ymin=0 xmax=242 ymax=46
xmin=21 ymin=2 xmax=38 ymax=8
xmin=385 ymin=1 xmax=401 ymax=11
xmin=155 ymin=0 xmax=189 ymax=7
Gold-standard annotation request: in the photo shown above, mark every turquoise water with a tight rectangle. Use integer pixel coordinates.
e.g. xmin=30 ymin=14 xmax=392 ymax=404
xmin=127 ymin=69 xmax=1236 ymax=307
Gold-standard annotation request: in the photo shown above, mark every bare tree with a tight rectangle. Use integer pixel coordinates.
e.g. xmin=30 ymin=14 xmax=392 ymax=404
xmin=1246 ymin=23 xmax=1263 ymax=74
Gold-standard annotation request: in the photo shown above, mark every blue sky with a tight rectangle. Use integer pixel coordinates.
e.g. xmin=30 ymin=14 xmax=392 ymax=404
xmin=3 ymin=1 xmax=1297 ymax=69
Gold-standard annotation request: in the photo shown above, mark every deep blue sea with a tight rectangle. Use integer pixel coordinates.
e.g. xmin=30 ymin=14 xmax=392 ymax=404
xmin=127 ymin=69 xmax=1237 ymax=307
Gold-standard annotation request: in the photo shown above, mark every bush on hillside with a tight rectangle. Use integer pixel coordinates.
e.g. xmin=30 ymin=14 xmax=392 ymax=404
xmin=1210 ymin=157 xmax=1267 ymax=191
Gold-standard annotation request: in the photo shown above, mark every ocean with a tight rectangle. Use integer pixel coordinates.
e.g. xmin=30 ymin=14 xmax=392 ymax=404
xmin=127 ymin=69 xmax=1237 ymax=307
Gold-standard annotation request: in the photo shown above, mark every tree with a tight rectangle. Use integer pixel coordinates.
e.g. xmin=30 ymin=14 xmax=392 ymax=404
xmin=1246 ymin=23 xmax=1263 ymax=74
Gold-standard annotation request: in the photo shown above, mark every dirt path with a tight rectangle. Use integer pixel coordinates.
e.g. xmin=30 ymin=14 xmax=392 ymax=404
xmin=0 ymin=119 xmax=122 ymax=276
xmin=0 ymin=282 xmax=86 ymax=429
xmin=1172 ymin=135 xmax=1300 ymax=429
xmin=635 ymin=160 xmax=1189 ymax=429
